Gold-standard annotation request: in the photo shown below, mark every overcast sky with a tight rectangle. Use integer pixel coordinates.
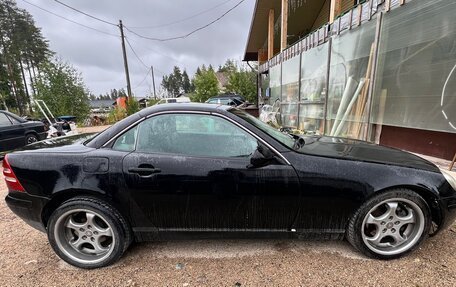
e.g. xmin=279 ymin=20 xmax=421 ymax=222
xmin=16 ymin=0 xmax=256 ymax=97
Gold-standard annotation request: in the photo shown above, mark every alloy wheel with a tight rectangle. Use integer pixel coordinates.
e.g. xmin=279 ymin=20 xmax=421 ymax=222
xmin=53 ymin=209 xmax=115 ymax=265
xmin=361 ymin=198 xmax=425 ymax=256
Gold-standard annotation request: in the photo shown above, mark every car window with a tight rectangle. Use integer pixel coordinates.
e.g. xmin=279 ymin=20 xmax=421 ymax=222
xmin=0 ymin=113 xmax=12 ymax=126
xmin=7 ymin=115 xmax=21 ymax=124
xmin=112 ymin=125 xmax=138 ymax=152
xmin=229 ymin=108 xmax=295 ymax=149
xmin=136 ymin=114 xmax=258 ymax=158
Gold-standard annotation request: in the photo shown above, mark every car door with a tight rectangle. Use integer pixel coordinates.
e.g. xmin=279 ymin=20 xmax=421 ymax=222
xmin=0 ymin=112 xmax=24 ymax=151
xmin=119 ymin=112 xmax=301 ymax=232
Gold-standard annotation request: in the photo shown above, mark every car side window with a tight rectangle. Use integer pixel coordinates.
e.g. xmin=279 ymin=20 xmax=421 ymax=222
xmin=7 ymin=116 xmax=20 ymax=124
xmin=0 ymin=113 xmax=12 ymax=126
xmin=112 ymin=125 xmax=138 ymax=152
xmin=136 ymin=114 xmax=258 ymax=158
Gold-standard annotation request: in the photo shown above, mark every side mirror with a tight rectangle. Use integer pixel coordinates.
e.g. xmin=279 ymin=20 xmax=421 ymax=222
xmin=249 ymin=144 xmax=275 ymax=168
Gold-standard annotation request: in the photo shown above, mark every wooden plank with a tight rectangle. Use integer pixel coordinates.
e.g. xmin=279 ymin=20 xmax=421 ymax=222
xmin=450 ymin=152 xmax=456 ymax=171
xmin=268 ymin=9 xmax=274 ymax=59
xmin=385 ymin=0 xmax=391 ymax=12
xmin=329 ymin=0 xmax=341 ymax=24
xmin=281 ymin=0 xmax=288 ymax=51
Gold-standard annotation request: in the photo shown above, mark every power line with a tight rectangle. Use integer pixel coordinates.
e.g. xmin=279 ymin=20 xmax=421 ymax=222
xmin=20 ymin=0 xmax=118 ymax=37
xmin=129 ymin=0 xmax=234 ymax=29
xmin=124 ymin=0 xmax=246 ymax=42
xmin=124 ymin=33 xmax=184 ymax=66
xmin=53 ymin=0 xmax=118 ymax=27
xmin=125 ymin=37 xmax=149 ymax=70
xmin=133 ymin=68 xmax=151 ymax=90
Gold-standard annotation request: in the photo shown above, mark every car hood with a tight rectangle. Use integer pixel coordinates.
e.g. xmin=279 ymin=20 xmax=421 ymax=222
xmin=1 ymin=133 xmax=96 ymax=158
xmin=296 ymin=136 xmax=439 ymax=172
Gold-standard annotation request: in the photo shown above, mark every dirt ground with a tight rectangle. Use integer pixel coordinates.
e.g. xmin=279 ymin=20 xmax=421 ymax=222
xmin=1 ymin=127 xmax=456 ymax=286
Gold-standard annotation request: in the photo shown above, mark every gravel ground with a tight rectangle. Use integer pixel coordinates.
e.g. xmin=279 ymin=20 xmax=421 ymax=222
xmin=1 ymin=127 xmax=456 ymax=286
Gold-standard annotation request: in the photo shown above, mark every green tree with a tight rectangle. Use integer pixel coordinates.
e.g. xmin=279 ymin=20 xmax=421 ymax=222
xmin=0 ymin=0 xmax=52 ymax=115
xmin=192 ymin=67 xmax=219 ymax=102
xmin=182 ymin=70 xmax=193 ymax=93
xmin=161 ymin=66 xmax=184 ymax=96
xmin=225 ymin=68 xmax=257 ymax=103
xmin=34 ymin=59 xmax=90 ymax=121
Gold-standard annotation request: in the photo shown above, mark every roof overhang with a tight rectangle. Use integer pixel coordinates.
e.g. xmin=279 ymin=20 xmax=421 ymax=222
xmin=243 ymin=0 xmax=328 ymax=61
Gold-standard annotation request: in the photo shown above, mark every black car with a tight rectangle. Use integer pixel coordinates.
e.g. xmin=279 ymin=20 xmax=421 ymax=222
xmin=205 ymin=94 xmax=245 ymax=106
xmin=3 ymin=103 xmax=456 ymax=269
xmin=0 ymin=110 xmax=47 ymax=152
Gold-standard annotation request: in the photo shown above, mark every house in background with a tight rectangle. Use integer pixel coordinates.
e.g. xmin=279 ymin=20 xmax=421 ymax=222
xmin=89 ymin=99 xmax=115 ymax=114
xmin=244 ymin=0 xmax=456 ymax=160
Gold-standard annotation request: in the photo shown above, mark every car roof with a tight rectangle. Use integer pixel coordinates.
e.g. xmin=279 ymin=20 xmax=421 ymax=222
xmin=139 ymin=103 xmax=232 ymax=117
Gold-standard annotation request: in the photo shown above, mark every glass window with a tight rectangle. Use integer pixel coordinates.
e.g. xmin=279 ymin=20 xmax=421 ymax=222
xmin=269 ymin=65 xmax=281 ymax=105
xmin=112 ymin=125 xmax=138 ymax=152
xmin=230 ymin=108 xmax=295 ymax=149
xmin=281 ymin=56 xmax=300 ymax=128
xmin=370 ymin=0 xmax=456 ymax=133
xmin=7 ymin=115 xmax=20 ymax=124
xmin=0 ymin=113 xmax=11 ymax=126
xmin=299 ymin=42 xmax=329 ymax=135
xmin=136 ymin=114 xmax=258 ymax=158
xmin=326 ymin=20 xmax=376 ymax=140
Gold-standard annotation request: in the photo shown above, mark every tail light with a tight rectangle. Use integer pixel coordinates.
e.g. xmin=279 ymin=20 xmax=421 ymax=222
xmin=2 ymin=155 xmax=25 ymax=192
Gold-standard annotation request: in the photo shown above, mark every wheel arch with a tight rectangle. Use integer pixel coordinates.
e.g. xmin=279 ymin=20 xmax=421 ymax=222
xmin=41 ymin=189 xmax=129 ymax=229
xmin=372 ymin=184 xmax=442 ymax=234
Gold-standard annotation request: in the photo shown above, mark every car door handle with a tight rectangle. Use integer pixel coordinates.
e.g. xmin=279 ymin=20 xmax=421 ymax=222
xmin=128 ymin=167 xmax=161 ymax=176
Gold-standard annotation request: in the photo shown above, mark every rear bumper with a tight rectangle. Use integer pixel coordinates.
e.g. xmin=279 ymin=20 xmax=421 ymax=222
xmin=5 ymin=192 xmax=49 ymax=232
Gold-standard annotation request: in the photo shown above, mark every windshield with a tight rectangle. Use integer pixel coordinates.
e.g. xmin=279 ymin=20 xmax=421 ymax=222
xmin=229 ymin=108 xmax=295 ymax=149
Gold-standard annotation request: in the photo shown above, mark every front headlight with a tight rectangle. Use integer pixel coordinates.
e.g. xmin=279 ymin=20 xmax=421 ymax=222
xmin=441 ymin=169 xmax=456 ymax=191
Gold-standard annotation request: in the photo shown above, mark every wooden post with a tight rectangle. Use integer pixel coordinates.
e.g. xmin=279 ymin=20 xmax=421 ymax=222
xmin=281 ymin=0 xmax=288 ymax=51
xmin=329 ymin=0 xmax=341 ymax=24
xmin=450 ymin=152 xmax=456 ymax=171
xmin=268 ymin=9 xmax=274 ymax=59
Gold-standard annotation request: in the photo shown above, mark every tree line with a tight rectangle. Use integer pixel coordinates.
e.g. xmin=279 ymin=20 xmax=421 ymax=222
xmin=161 ymin=59 xmax=257 ymax=104
xmin=0 ymin=0 xmax=89 ymax=120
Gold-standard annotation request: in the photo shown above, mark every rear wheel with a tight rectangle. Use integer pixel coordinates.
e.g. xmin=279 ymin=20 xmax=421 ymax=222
xmin=47 ymin=197 xmax=131 ymax=269
xmin=25 ymin=134 xmax=38 ymax=145
xmin=346 ymin=189 xmax=431 ymax=259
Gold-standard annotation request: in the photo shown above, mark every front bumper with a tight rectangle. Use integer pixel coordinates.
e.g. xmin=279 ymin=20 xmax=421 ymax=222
xmin=437 ymin=196 xmax=456 ymax=231
xmin=5 ymin=191 xmax=49 ymax=232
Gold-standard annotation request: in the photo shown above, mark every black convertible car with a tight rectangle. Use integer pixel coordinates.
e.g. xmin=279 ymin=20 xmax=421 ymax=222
xmin=3 ymin=103 xmax=456 ymax=269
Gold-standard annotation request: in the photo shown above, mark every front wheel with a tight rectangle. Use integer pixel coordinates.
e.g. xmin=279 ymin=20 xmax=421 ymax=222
xmin=47 ymin=197 xmax=132 ymax=269
xmin=346 ymin=189 xmax=431 ymax=259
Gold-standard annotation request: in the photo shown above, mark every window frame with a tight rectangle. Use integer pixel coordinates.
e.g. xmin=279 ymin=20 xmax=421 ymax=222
xmin=133 ymin=112 xmax=259 ymax=159
xmin=105 ymin=111 xmax=290 ymax=165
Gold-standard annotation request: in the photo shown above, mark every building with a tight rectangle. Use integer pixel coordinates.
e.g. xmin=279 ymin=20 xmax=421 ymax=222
xmin=244 ymin=0 xmax=456 ymax=160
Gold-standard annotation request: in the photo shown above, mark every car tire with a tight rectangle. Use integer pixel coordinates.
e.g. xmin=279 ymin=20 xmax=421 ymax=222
xmin=47 ymin=197 xmax=132 ymax=269
xmin=346 ymin=189 xmax=431 ymax=259
xmin=25 ymin=134 xmax=38 ymax=145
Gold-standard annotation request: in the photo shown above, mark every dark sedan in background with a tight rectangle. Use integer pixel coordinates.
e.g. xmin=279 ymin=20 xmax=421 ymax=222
xmin=0 ymin=110 xmax=46 ymax=152
xmin=3 ymin=103 xmax=456 ymax=269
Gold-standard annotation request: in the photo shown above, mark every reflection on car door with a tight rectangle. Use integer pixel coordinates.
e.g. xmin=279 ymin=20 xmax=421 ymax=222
xmin=120 ymin=113 xmax=301 ymax=233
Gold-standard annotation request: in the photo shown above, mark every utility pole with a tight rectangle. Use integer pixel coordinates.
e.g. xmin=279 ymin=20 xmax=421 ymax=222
xmin=151 ymin=66 xmax=157 ymax=99
xmin=118 ymin=20 xmax=132 ymax=98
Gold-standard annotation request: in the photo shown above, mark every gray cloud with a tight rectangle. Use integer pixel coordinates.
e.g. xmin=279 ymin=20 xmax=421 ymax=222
xmin=16 ymin=0 xmax=256 ymax=97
